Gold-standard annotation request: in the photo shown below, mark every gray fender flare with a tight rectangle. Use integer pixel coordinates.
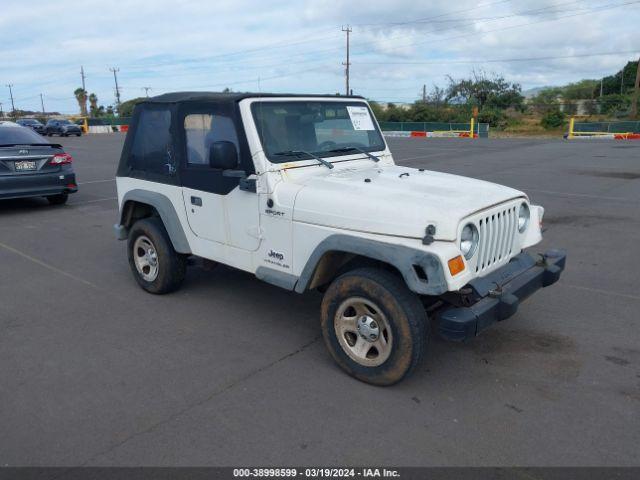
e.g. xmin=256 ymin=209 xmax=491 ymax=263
xmin=118 ymin=189 xmax=192 ymax=254
xmin=294 ymin=235 xmax=447 ymax=296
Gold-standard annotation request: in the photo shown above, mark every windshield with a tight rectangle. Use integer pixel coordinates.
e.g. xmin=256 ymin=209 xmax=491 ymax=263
xmin=0 ymin=127 xmax=49 ymax=145
xmin=251 ymin=101 xmax=386 ymax=163
xmin=59 ymin=120 xmax=72 ymax=125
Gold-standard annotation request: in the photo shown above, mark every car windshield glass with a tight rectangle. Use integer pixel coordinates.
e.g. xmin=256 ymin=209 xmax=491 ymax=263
xmin=0 ymin=127 xmax=49 ymax=146
xmin=58 ymin=120 xmax=72 ymax=125
xmin=251 ymin=101 xmax=385 ymax=163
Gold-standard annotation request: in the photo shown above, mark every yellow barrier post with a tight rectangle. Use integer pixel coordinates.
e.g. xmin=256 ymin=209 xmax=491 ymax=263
xmin=469 ymin=117 xmax=475 ymax=139
xmin=568 ymin=116 xmax=575 ymax=139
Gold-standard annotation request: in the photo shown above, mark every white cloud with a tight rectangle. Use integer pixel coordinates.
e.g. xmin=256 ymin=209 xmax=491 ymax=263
xmin=0 ymin=0 xmax=636 ymax=113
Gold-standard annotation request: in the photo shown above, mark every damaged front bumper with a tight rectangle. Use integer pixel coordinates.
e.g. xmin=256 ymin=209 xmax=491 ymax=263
xmin=437 ymin=249 xmax=567 ymax=341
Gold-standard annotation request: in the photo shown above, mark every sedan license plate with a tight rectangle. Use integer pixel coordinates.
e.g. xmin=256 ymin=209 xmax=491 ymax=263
xmin=15 ymin=160 xmax=37 ymax=171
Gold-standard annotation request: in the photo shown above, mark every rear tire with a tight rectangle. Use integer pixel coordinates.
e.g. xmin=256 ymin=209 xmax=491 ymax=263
xmin=127 ymin=217 xmax=187 ymax=294
xmin=46 ymin=193 xmax=68 ymax=205
xmin=321 ymin=267 xmax=427 ymax=386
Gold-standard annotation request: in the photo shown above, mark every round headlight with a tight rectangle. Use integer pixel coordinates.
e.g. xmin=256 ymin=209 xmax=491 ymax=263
xmin=460 ymin=223 xmax=479 ymax=259
xmin=518 ymin=203 xmax=530 ymax=233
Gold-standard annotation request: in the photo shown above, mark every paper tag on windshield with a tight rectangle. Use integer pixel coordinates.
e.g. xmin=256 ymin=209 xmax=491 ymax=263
xmin=347 ymin=106 xmax=375 ymax=131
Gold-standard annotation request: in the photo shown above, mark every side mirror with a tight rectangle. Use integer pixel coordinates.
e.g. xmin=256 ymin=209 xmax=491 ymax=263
xmin=209 ymin=141 xmax=238 ymax=170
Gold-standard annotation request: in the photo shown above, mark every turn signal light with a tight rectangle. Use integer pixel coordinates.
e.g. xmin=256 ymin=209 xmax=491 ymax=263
xmin=448 ymin=255 xmax=466 ymax=276
xmin=51 ymin=153 xmax=73 ymax=165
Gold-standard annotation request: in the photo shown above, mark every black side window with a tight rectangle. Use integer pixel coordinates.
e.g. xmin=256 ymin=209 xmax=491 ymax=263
xmin=130 ymin=108 xmax=172 ymax=176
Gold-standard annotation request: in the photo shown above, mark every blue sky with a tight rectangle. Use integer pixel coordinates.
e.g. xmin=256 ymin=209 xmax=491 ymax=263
xmin=1 ymin=0 xmax=638 ymax=114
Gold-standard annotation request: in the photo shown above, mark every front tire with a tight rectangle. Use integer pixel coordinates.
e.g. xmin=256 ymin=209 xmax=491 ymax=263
xmin=321 ymin=268 xmax=427 ymax=386
xmin=127 ymin=217 xmax=187 ymax=294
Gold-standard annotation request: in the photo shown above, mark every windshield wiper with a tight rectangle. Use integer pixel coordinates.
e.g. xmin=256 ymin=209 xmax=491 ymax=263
xmin=327 ymin=147 xmax=380 ymax=162
xmin=272 ymin=150 xmax=334 ymax=169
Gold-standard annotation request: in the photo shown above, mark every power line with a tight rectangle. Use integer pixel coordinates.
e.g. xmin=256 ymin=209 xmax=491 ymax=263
xmin=355 ymin=50 xmax=640 ymax=65
xmin=348 ymin=0 xmax=640 ymax=59
xmin=354 ymin=0 xmax=514 ymax=27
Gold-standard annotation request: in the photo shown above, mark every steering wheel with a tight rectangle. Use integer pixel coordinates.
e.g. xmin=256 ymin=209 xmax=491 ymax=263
xmin=317 ymin=140 xmax=338 ymax=151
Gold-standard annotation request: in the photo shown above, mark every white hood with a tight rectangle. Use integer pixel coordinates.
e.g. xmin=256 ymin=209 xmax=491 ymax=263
xmin=291 ymin=164 xmax=525 ymax=241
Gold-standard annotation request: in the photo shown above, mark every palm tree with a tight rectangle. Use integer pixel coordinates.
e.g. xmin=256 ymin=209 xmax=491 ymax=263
xmin=74 ymin=88 xmax=88 ymax=117
xmin=88 ymin=93 xmax=98 ymax=117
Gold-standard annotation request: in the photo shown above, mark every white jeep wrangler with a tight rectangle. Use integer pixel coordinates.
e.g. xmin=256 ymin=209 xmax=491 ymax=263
xmin=115 ymin=92 xmax=566 ymax=385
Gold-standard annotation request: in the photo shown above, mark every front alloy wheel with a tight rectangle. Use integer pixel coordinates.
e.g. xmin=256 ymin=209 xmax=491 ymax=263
xmin=334 ymin=297 xmax=393 ymax=367
xmin=321 ymin=267 xmax=427 ymax=386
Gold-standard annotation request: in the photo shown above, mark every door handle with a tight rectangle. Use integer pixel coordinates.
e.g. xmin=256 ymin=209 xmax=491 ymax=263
xmin=191 ymin=196 xmax=202 ymax=206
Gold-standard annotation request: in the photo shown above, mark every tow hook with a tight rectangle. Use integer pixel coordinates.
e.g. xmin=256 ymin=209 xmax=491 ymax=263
xmin=488 ymin=283 xmax=503 ymax=298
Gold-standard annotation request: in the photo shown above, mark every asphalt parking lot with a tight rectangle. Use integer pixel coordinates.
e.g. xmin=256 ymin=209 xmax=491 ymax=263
xmin=1 ymin=134 xmax=639 ymax=466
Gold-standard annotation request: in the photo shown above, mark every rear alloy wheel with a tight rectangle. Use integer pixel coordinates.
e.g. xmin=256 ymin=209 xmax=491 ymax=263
xmin=321 ymin=268 xmax=427 ymax=386
xmin=46 ymin=193 xmax=68 ymax=205
xmin=127 ymin=217 xmax=186 ymax=294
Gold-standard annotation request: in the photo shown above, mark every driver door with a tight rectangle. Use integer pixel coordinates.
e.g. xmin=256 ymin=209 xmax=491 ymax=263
xmin=180 ymin=107 xmax=260 ymax=251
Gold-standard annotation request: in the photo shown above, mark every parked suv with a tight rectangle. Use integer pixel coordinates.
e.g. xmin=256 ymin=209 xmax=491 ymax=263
xmin=45 ymin=119 xmax=82 ymax=137
xmin=114 ymin=93 xmax=566 ymax=385
xmin=16 ymin=118 xmax=45 ymax=135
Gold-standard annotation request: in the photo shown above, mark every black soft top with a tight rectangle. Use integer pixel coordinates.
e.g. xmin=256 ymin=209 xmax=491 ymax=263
xmin=143 ymin=92 xmax=365 ymax=104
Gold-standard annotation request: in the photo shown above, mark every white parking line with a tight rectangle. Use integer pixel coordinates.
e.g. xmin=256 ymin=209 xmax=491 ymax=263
xmin=0 ymin=241 xmax=101 ymax=290
xmin=564 ymin=283 xmax=640 ymax=302
xmin=69 ymin=196 xmax=117 ymax=205
xmin=78 ymin=179 xmax=115 ymax=185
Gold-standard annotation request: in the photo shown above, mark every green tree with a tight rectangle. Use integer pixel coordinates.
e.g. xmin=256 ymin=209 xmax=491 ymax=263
xmin=446 ymin=70 xmax=524 ymax=111
xmin=89 ymin=93 xmax=99 ymax=117
xmin=541 ymin=109 xmax=565 ymax=129
xmin=118 ymin=97 xmax=145 ymax=117
xmin=530 ymin=88 xmax=562 ymax=114
xmin=562 ymin=79 xmax=598 ymax=100
xmin=74 ymin=88 xmax=88 ymax=116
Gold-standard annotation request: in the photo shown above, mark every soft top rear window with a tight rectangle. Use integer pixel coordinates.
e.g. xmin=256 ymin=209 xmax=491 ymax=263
xmin=251 ymin=100 xmax=385 ymax=163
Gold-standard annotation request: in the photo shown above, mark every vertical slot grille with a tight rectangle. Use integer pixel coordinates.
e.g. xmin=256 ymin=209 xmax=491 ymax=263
xmin=475 ymin=206 xmax=517 ymax=272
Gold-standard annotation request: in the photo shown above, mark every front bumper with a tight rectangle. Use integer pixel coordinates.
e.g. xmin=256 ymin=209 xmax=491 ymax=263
xmin=0 ymin=170 xmax=78 ymax=200
xmin=437 ymin=249 xmax=566 ymax=341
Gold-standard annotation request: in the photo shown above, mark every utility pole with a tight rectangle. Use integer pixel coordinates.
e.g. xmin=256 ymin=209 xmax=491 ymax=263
xmin=109 ymin=67 xmax=121 ymax=110
xmin=600 ymin=78 xmax=603 ymax=98
xmin=79 ymin=66 xmax=89 ymax=117
xmin=80 ymin=66 xmax=87 ymax=91
xmin=142 ymin=86 xmax=152 ymax=97
xmin=422 ymin=84 xmax=427 ymax=103
xmin=6 ymin=84 xmax=15 ymax=116
xmin=40 ymin=93 xmax=45 ymax=115
xmin=620 ymin=66 xmax=625 ymax=95
xmin=0 ymin=102 xmax=3 ymax=119
xmin=631 ymin=56 xmax=640 ymax=118
xmin=341 ymin=25 xmax=352 ymax=96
